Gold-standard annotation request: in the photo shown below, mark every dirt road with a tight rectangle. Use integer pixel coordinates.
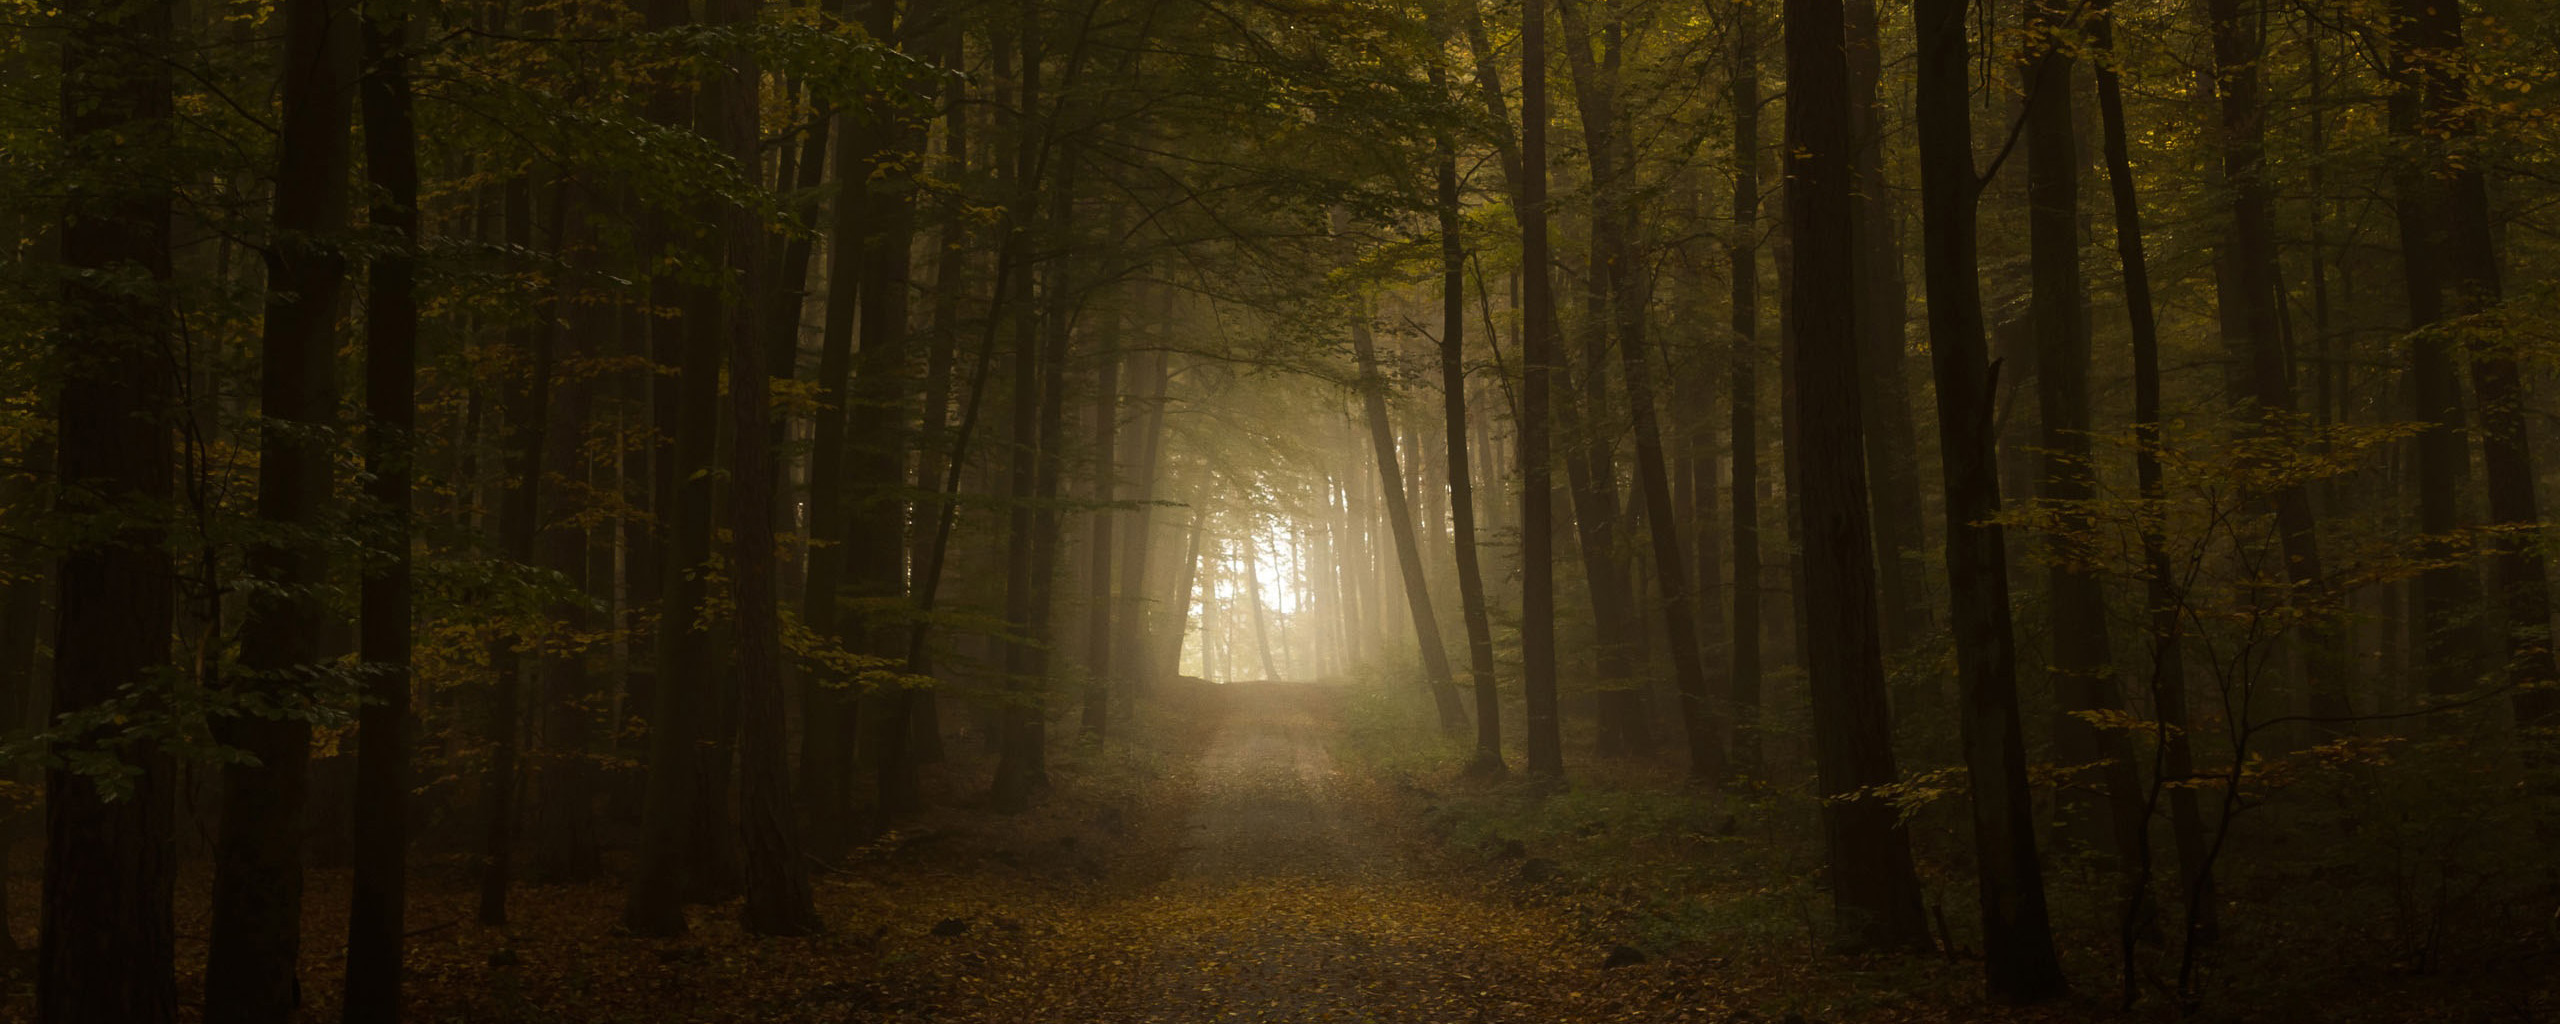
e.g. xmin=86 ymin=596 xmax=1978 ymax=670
xmin=963 ymin=683 xmax=1636 ymax=1023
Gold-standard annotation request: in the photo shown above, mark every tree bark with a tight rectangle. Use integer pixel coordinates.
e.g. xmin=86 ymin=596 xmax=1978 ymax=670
xmin=1083 ymin=333 xmax=1121 ymax=724
xmin=207 ymin=0 xmax=352 ymax=1011
xmin=1789 ymin=0 xmax=1930 ymax=956
xmin=2091 ymin=0 xmax=2216 ymax=986
xmin=345 ymin=3 xmax=417 ymax=1009
xmin=476 ymin=177 xmax=561 ymax=927
xmin=1517 ymin=0 xmax=1564 ymax=777
xmin=1726 ymin=1 xmax=1765 ymax=778
xmin=1844 ymin=0 xmax=1928 ymax=655
xmin=1351 ymin=307 xmax=1468 ymax=729
xmin=1914 ymin=0 xmax=2066 ymax=996
xmin=43 ymin=0 xmax=180 ymax=1014
xmin=2208 ymin=0 xmax=2347 ymax=727
xmin=2023 ymin=0 xmax=2144 ymax=867
xmin=1429 ymin=77 xmax=1504 ymax=775
xmin=621 ymin=0 xmax=711 ymax=937
xmin=710 ymin=0 xmax=822 ymax=935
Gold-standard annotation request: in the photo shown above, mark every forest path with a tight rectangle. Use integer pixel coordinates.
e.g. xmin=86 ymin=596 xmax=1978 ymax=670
xmin=1071 ymin=682 xmax=1622 ymax=1022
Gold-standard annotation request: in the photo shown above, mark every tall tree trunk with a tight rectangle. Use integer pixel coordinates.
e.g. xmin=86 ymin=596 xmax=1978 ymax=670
xmin=532 ymin=294 xmax=603 ymax=884
xmin=850 ymin=0 xmax=934 ymax=821
xmin=1429 ymin=75 xmax=1504 ymax=774
xmin=1914 ymin=0 xmax=2066 ymax=997
xmin=623 ymin=94 xmax=725 ymax=948
xmin=1351 ymin=306 xmax=1468 ymax=728
xmin=2388 ymin=0 xmax=2482 ymax=705
xmin=1554 ymin=0 xmax=1709 ymax=774
xmin=711 ymin=0 xmax=821 ymax=935
xmin=1112 ymin=347 xmax=1170 ymax=706
xmin=991 ymin=23 xmax=1050 ymax=812
xmin=2023 ymin=0 xmax=2145 ymax=867
xmin=2092 ymin=0 xmax=2216 ymax=991
xmin=1166 ymin=503 xmax=1208 ymax=680
xmin=343 ymin=1 xmax=417 ymax=1015
xmin=1789 ymin=0 xmax=1931 ymax=957
xmin=44 ymin=0 xmax=180 ymax=1013
xmin=1083 ymin=333 xmax=1121 ymax=727
xmin=207 ymin=0 xmax=352 ymax=1011
xmin=1516 ymin=0 xmax=1564 ymax=777
xmin=1726 ymin=1 xmax=1765 ymax=778
xmin=1842 ymin=0 xmax=1927 ymax=655
xmin=796 ymin=98 xmax=864 ymax=860
xmin=2208 ymin=0 xmax=2346 ymax=727
xmin=1243 ymin=529 xmax=1281 ymax=680
xmin=477 ymin=177 xmax=560 ymax=928
xmin=2416 ymin=0 xmax=2560 ymax=757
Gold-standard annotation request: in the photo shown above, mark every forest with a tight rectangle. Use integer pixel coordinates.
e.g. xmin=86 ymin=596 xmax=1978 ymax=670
xmin=5 ymin=0 xmax=2560 ymax=1017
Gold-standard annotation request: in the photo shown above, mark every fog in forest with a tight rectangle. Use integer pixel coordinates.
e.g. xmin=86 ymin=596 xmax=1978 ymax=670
xmin=7 ymin=0 xmax=2560 ymax=1019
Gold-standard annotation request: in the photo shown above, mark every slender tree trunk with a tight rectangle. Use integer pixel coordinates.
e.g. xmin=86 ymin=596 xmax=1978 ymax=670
xmin=992 ymin=23 xmax=1050 ymax=812
xmin=476 ymin=178 xmax=561 ymax=927
xmin=1789 ymin=0 xmax=1930 ymax=955
xmin=710 ymin=0 xmax=821 ymax=935
xmin=1429 ymin=80 xmax=1504 ymax=774
xmin=207 ymin=0 xmax=352 ymax=1011
xmin=796 ymin=99 xmax=864 ymax=860
xmin=1554 ymin=0 xmax=1709 ymax=774
xmin=2092 ymin=0 xmax=2216 ymax=988
xmin=2388 ymin=0 xmax=2481 ymax=704
xmin=1351 ymin=305 xmax=1468 ymax=729
xmin=44 ymin=0 xmax=179 ymax=1013
xmin=1113 ymin=347 xmax=1171 ymax=705
xmin=1517 ymin=0 xmax=1564 ymax=777
xmin=1844 ymin=0 xmax=1927 ymax=655
xmin=1166 ymin=503 xmax=1207 ymax=680
xmin=1726 ymin=3 xmax=1765 ymax=778
xmin=343 ymin=3 xmax=416 ymax=1015
xmin=2417 ymin=0 xmax=2560 ymax=754
xmin=532 ymin=293 xmax=603 ymax=884
xmin=1083 ymin=334 xmax=1121 ymax=725
xmin=1914 ymin=0 xmax=2066 ymax=996
xmin=623 ymin=96 xmax=725 ymax=947
xmin=2023 ymin=0 xmax=2145 ymax=866
xmin=2209 ymin=0 xmax=2346 ymax=727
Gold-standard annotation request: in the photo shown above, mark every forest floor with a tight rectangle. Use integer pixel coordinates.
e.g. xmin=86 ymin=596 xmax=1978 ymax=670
xmin=4 ymin=681 xmax=2550 ymax=1022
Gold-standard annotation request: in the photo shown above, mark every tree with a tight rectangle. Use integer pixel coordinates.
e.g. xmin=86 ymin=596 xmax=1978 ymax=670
xmin=206 ymin=0 xmax=354 ymax=1011
xmin=42 ymin=0 xmax=181 ymax=1017
xmin=1517 ymin=0 xmax=1564 ymax=778
xmin=344 ymin=0 xmax=420 ymax=1012
xmin=1725 ymin=0 xmax=1765 ymax=778
xmin=1349 ymin=301 xmax=1466 ymax=729
xmin=2021 ymin=0 xmax=2143 ymax=864
xmin=1913 ymin=0 xmax=2065 ymax=996
xmin=1786 ymin=0 xmax=1930 ymax=955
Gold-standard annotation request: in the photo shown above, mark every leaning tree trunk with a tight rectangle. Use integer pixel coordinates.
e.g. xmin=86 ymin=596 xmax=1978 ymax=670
xmin=206 ymin=0 xmax=352 ymax=1012
xmin=1428 ymin=64 xmax=1505 ymax=775
xmin=1555 ymin=0 xmax=1713 ymax=777
xmin=1349 ymin=304 xmax=1468 ymax=729
xmin=1786 ymin=0 xmax=1931 ymax=957
xmin=2092 ymin=0 xmax=2216 ymax=992
xmin=1914 ymin=0 xmax=2067 ymax=997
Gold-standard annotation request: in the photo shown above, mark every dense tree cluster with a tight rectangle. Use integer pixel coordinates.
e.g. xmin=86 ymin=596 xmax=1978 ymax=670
xmin=3 ymin=0 xmax=2559 ymax=1016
